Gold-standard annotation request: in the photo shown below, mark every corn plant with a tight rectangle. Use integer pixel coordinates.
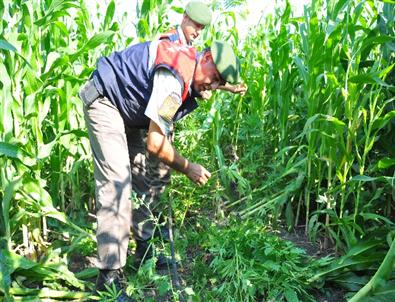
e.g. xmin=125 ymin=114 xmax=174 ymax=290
xmin=216 ymin=0 xmax=394 ymax=244
xmin=1 ymin=0 xmax=395 ymax=300
xmin=135 ymin=0 xmax=185 ymax=41
xmin=203 ymin=0 xmax=395 ymax=297
xmin=0 ymin=0 xmax=125 ymax=299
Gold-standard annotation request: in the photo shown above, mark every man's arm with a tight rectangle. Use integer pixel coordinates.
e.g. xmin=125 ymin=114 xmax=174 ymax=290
xmin=197 ymin=82 xmax=248 ymax=100
xmin=146 ymin=121 xmax=211 ymax=186
xmin=217 ymin=82 xmax=247 ymax=95
xmin=145 ymin=68 xmax=211 ymax=185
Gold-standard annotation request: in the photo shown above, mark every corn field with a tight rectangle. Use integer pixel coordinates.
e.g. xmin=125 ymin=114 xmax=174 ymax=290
xmin=1 ymin=0 xmax=394 ymax=301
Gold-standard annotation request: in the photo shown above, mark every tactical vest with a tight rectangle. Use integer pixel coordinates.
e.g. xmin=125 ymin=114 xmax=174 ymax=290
xmin=154 ymin=41 xmax=196 ymax=101
xmin=92 ymin=40 xmax=198 ymax=128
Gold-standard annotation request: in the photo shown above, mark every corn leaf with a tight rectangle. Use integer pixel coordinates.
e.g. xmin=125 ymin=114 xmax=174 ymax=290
xmin=0 ymin=39 xmax=17 ymax=52
xmin=377 ymin=157 xmax=395 ymax=169
xmin=0 ymin=142 xmax=36 ymax=166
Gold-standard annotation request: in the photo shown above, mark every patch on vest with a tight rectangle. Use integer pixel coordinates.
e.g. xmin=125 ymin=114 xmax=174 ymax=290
xmin=158 ymin=92 xmax=181 ymax=122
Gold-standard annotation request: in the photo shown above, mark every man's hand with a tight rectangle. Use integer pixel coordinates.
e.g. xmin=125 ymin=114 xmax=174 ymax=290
xmin=185 ymin=162 xmax=211 ymax=186
xmin=219 ymin=82 xmax=248 ymax=96
xmin=199 ymin=84 xmax=247 ymax=99
xmin=199 ymin=90 xmax=213 ymax=99
xmin=147 ymin=121 xmax=211 ymax=186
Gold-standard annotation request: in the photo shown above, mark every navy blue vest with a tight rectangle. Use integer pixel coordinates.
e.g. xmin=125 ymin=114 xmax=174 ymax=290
xmin=92 ymin=41 xmax=198 ymax=128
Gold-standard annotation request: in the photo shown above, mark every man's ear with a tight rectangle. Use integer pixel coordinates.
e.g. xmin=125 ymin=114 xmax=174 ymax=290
xmin=181 ymin=13 xmax=188 ymax=24
xmin=181 ymin=13 xmax=190 ymax=23
xmin=203 ymin=51 xmax=213 ymax=63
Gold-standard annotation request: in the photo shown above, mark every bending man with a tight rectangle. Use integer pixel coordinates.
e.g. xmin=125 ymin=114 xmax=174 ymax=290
xmin=79 ymin=39 xmax=242 ymax=300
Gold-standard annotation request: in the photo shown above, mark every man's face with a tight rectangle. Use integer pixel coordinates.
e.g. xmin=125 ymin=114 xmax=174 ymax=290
xmin=193 ymin=51 xmax=223 ymax=93
xmin=181 ymin=14 xmax=205 ymax=44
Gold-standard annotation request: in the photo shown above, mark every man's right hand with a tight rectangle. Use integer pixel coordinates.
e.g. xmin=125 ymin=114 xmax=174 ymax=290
xmin=147 ymin=121 xmax=211 ymax=186
xmin=185 ymin=162 xmax=211 ymax=186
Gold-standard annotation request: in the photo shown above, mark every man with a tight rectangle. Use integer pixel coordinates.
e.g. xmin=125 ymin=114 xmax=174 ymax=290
xmin=134 ymin=1 xmax=212 ymax=250
xmin=159 ymin=1 xmax=247 ymax=94
xmin=79 ymin=39 xmax=241 ymax=300
xmin=142 ymin=1 xmax=246 ymax=249
xmin=131 ymin=0 xmax=246 ymax=273
xmin=159 ymin=1 xmax=212 ymax=45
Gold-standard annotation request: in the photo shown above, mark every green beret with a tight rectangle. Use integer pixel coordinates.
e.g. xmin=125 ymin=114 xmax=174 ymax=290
xmin=211 ymin=40 xmax=241 ymax=84
xmin=185 ymin=1 xmax=212 ymax=26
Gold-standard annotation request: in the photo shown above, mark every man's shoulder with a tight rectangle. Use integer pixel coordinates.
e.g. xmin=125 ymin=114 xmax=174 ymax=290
xmin=155 ymin=41 xmax=197 ymax=76
xmin=157 ymin=40 xmax=196 ymax=55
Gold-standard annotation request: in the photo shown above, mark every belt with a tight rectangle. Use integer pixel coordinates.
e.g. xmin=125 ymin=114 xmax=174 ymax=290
xmin=79 ymin=79 xmax=100 ymax=107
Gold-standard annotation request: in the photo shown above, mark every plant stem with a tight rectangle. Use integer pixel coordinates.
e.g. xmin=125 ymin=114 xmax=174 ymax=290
xmin=349 ymin=236 xmax=395 ymax=302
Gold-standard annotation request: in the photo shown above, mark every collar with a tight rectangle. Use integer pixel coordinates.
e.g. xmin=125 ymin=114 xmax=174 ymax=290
xmin=177 ymin=26 xmax=190 ymax=46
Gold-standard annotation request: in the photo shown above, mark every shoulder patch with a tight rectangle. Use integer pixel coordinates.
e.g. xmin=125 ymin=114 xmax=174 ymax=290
xmin=158 ymin=92 xmax=182 ymax=122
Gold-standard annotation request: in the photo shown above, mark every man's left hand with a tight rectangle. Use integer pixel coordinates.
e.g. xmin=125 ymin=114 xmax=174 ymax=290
xmin=219 ymin=82 xmax=248 ymax=96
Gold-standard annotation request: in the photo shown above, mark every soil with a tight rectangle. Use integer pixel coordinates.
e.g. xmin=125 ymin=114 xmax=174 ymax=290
xmin=68 ymin=253 xmax=97 ymax=274
xmin=67 ymin=224 xmax=346 ymax=302
xmin=277 ymin=225 xmax=346 ymax=302
xmin=277 ymin=225 xmax=337 ymax=258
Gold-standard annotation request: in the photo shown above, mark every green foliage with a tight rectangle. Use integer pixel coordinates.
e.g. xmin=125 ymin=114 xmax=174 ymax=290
xmin=191 ymin=219 xmax=329 ymax=302
xmin=179 ymin=0 xmax=395 ymax=299
xmin=135 ymin=0 xmax=177 ymax=40
xmin=1 ymin=0 xmax=395 ymax=300
xmin=0 ymin=248 xmax=91 ymax=300
xmin=349 ymin=234 xmax=395 ymax=302
xmin=215 ymin=0 xmax=395 ymax=255
xmin=0 ymin=0 xmax=118 ymax=298
xmin=96 ymin=283 xmax=125 ymax=301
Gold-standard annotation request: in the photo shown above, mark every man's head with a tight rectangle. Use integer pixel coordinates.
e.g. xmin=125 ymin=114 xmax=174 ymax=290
xmin=193 ymin=41 xmax=240 ymax=92
xmin=181 ymin=1 xmax=212 ymax=44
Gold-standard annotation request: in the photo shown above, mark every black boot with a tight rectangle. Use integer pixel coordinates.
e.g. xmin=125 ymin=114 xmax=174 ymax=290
xmin=134 ymin=240 xmax=176 ymax=271
xmin=154 ymin=225 xmax=170 ymax=242
xmin=155 ymin=253 xmax=176 ymax=270
xmin=95 ymin=269 xmax=135 ymax=302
